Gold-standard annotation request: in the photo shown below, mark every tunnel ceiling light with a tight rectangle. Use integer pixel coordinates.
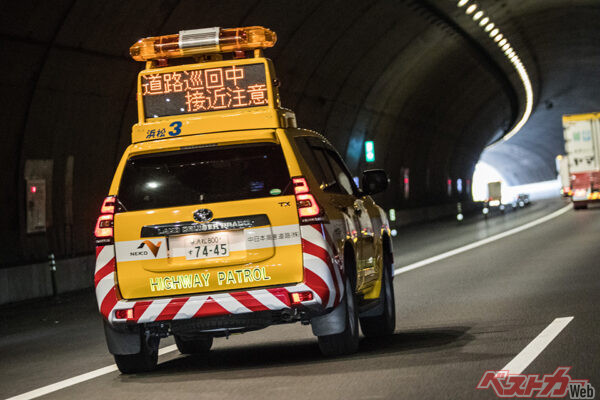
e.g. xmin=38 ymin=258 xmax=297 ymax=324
xmin=457 ymin=1 xmax=535 ymax=147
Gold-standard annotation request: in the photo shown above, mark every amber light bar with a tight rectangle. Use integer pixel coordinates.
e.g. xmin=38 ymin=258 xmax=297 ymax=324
xmin=130 ymin=26 xmax=277 ymax=61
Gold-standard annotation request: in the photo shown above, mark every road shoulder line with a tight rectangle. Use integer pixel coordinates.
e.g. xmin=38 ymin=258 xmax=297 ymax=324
xmin=5 ymin=345 xmax=178 ymax=400
xmin=394 ymin=203 xmax=571 ymax=276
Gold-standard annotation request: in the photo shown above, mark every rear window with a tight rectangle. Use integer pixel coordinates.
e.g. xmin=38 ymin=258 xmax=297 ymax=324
xmin=118 ymin=143 xmax=292 ymax=211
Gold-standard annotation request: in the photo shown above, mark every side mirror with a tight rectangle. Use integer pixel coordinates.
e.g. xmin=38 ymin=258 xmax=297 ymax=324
xmin=362 ymin=169 xmax=388 ymax=195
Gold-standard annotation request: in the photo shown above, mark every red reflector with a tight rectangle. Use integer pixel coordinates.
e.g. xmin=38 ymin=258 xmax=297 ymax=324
xmin=290 ymin=291 xmax=313 ymax=305
xmin=95 ymin=214 xmax=114 ymax=238
xmin=115 ymin=309 xmax=134 ymax=320
xmin=101 ymin=196 xmax=116 ymax=214
xmin=30 ymin=186 xmax=37 ymax=193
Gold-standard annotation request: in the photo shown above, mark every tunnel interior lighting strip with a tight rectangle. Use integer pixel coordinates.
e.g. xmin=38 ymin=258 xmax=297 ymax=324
xmin=456 ymin=0 xmax=534 ymax=144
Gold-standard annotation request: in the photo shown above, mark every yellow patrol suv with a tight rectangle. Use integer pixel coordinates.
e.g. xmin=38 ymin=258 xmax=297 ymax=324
xmin=94 ymin=26 xmax=395 ymax=373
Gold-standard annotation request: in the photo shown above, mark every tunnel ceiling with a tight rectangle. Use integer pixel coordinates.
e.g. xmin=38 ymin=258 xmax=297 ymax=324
xmin=442 ymin=0 xmax=600 ymax=185
xmin=0 ymin=0 xmax=598 ymax=264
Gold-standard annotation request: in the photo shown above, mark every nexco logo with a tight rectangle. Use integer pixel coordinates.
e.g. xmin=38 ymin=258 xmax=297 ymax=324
xmin=129 ymin=240 xmax=162 ymax=257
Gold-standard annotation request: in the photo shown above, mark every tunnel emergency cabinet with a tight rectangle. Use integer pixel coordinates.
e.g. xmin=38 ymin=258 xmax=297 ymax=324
xmin=562 ymin=112 xmax=600 ymax=209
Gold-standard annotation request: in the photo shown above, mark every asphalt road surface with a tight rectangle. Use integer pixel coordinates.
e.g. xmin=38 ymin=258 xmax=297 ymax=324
xmin=1 ymin=197 xmax=598 ymax=399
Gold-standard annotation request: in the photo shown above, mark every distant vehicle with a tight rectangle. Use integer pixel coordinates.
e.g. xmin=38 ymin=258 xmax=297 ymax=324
xmin=562 ymin=112 xmax=600 ymax=209
xmin=487 ymin=181 xmax=502 ymax=207
xmin=517 ymin=193 xmax=530 ymax=207
xmin=556 ymin=155 xmax=572 ymax=197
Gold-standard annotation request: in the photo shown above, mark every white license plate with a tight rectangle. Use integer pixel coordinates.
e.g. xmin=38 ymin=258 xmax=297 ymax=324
xmin=184 ymin=233 xmax=229 ymax=260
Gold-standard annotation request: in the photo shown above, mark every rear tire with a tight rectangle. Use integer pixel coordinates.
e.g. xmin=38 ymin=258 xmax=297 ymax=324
xmin=318 ymin=278 xmax=359 ymax=356
xmin=174 ymin=335 xmax=213 ymax=355
xmin=113 ymin=332 xmax=158 ymax=374
xmin=573 ymin=202 xmax=587 ymax=210
xmin=360 ymin=255 xmax=396 ymax=337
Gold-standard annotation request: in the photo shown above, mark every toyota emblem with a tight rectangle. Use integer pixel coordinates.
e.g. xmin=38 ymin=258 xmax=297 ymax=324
xmin=193 ymin=209 xmax=213 ymax=223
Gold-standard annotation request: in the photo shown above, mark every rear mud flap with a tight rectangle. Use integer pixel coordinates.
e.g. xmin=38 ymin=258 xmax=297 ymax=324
xmin=311 ymin=299 xmax=346 ymax=336
xmin=103 ymin=320 xmax=141 ymax=355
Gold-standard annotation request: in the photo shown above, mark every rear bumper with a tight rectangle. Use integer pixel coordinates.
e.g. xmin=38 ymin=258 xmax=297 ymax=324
xmin=572 ymin=194 xmax=600 ymax=203
xmin=95 ymin=224 xmax=344 ymax=327
xmin=106 ymin=285 xmax=320 ymax=325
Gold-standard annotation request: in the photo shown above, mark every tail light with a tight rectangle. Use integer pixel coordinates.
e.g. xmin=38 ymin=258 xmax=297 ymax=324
xmin=290 ymin=291 xmax=314 ymax=305
xmin=100 ymin=196 xmax=116 ymax=214
xmin=95 ymin=214 xmax=114 ymax=238
xmin=292 ymin=177 xmax=324 ymax=224
xmin=114 ymin=308 xmax=134 ymax=320
xmin=95 ymin=196 xmax=116 ymax=241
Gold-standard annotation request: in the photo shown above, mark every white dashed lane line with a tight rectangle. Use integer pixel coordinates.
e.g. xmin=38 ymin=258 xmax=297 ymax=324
xmin=499 ymin=317 xmax=574 ymax=375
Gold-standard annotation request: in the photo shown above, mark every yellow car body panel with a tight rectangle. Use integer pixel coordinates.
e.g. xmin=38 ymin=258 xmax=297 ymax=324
xmin=101 ymin=53 xmax=389 ymax=308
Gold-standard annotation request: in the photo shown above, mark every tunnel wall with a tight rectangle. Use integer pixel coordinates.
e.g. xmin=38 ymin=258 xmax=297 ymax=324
xmin=0 ymin=0 xmax=518 ymax=266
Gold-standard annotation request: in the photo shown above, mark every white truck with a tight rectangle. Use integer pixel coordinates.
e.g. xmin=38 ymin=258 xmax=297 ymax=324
xmin=487 ymin=181 xmax=502 ymax=207
xmin=556 ymin=155 xmax=571 ymax=197
xmin=562 ymin=113 xmax=600 ymax=209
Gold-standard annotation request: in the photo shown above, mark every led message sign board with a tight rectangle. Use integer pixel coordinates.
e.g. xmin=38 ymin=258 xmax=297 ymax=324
xmin=141 ymin=63 xmax=268 ymax=119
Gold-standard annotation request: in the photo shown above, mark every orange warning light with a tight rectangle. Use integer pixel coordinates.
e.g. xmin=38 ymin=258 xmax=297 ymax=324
xmin=130 ymin=26 xmax=277 ymax=61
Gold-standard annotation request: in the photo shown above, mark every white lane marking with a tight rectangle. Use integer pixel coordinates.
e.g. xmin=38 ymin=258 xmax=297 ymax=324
xmin=394 ymin=203 xmax=571 ymax=276
xmin=499 ymin=317 xmax=574 ymax=375
xmin=7 ymin=203 xmax=572 ymax=400
xmin=5 ymin=345 xmax=178 ymax=400
xmin=158 ymin=344 xmax=178 ymax=356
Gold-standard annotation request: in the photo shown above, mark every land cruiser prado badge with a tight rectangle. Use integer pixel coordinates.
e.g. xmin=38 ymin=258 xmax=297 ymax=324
xmin=193 ymin=209 xmax=213 ymax=223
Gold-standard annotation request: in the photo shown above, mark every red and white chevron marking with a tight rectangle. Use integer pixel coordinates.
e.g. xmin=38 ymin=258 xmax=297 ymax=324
xmin=299 ymin=224 xmax=344 ymax=308
xmin=94 ymin=245 xmax=119 ymax=320
xmin=95 ymin=223 xmax=343 ymax=325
